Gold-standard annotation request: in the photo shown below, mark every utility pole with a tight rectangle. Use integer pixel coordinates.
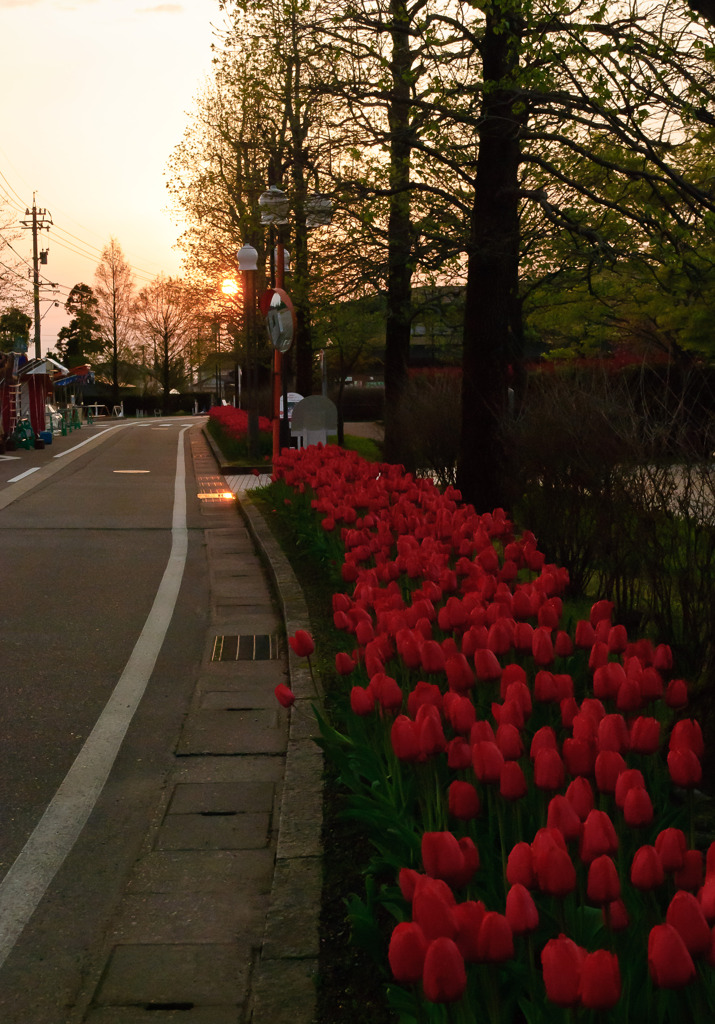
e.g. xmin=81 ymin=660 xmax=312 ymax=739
xmin=21 ymin=195 xmax=53 ymax=359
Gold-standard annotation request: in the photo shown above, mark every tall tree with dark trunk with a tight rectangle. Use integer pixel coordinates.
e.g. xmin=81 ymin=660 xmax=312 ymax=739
xmin=457 ymin=1 xmax=523 ymax=511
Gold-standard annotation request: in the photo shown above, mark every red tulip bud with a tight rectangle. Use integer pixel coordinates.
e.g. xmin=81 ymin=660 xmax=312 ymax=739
xmin=288 ymin=629 xmax=314 ymax=658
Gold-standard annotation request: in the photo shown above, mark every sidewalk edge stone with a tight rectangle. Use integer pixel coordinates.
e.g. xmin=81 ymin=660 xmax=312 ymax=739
xmin=237 ymin=491 xmax=324 ymax=1024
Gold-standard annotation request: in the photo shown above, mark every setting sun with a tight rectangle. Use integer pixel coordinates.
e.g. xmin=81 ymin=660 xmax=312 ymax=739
xmin=221 ymin=278 xmax=239 ymax=296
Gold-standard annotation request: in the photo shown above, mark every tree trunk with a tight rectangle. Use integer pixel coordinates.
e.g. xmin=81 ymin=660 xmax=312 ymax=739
xmin=382 ymin=0 xmax=414 ymax=465
xmin=457 ymin=4 xmax=523 ymax=512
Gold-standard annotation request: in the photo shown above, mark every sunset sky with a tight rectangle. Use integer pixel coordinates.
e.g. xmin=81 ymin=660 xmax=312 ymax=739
xmin=1 ymin=0 xmax=222 ymax=355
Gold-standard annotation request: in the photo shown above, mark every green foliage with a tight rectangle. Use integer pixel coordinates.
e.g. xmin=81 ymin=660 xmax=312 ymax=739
xmin=0 ymin=307 xmax=31 ymax=352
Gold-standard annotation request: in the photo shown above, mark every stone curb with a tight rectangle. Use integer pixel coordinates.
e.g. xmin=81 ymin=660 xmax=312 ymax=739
xmin=237 ymin=491 xmax=324 ymax=1024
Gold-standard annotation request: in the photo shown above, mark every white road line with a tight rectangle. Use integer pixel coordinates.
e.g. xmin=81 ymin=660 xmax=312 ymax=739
xmin=53 ymin=424 xmax=127 ymax=459
xmin=8 ymin=467 xmax=41 ymax=483
xmin=0 ymin=427 xmax=190 ymax=969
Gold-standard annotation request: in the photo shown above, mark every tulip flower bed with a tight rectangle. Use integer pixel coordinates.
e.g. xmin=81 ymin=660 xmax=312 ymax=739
xmin=267 ymin=443 xmax=715 ymax=1023
xmin=207 ymin=405 xmax=272 ymax=460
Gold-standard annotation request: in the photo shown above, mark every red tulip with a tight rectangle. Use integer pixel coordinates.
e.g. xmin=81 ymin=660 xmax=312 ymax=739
xmin=398 ymin=867 xmax=421 ymax=902
xmin=594 ymin=750 xmax=627 ymax=794
xmin=412 ymin=876 xmax=457 ymax=941
xmin=587 ymin=855 xmax=621 ymax=904
xmin=445 ymin=653 xmax=475 ymax=692
xmin=532 ymin=626 xmax=554 ymax=666
xmin=448 ymin=780 xmax=481 ymax=821
xmin=565 ymin=776 xmax=595 ymax=820
xmin=474 ymin=647 xmax=502 ymax=681
xmin=655 ymin=827 xmax=687 ymax=872
xmin=505 ymin=883 xmax=539 ymax=935
xmin=417 ymin=706 xmax=446 ymax=757
xmin=495 ymin=722 xmax=524 ymax=760
xmin=446 ymin=737 xmax=472 ymax=769
xmin=554 ymin=631 xmax=573 ymax=658
xmin=274 ymin=683 xmax=295 ymax=708
xmin=593 ymin=661 xmax=626 ymax=700
xmin=477 ymin=911 xmax=514 ymax=962
xmin=698 ymin=878 xmax=715 ymax=922
xmin=653 ymin=642 xmax=674 ymax=671
xmin=391 ymin=715 xmax=420 ymax=762
xmin=562 ymin=737 xmax=596 ymax=777
xmin=665 ymin=678 xmax=689 ymax=708
xmin=499 ymin=760 xmax=528 ymax=801
xmin=674 ymin=849 xmax=704 ymax=891
xmin=667 ymin=747 xmax=702 ymax=788
xmin=422 ymin=937 xmax=467 ymax=1003
xmin=506 ymin=842 xmax=534 ymax=888
xmin=533 ymin=670 xmax=559 ymax=702
xmin=473 ymin=740 xmax=504 ymax=783
xmin=335 ymin=651 xmax=356 ymax=675
xmin=407 ymin=680 xmax=443 ymax=718
xmin=422 ymin=831 xmax=477 ymax=889
xmin=575 ymin=619 xmax=596 ymax=648
xmin=603 ymin=898 xmax=629 ymax=931
xmin=452 ymin=899 xmax=486 ymax=961
xmin=607 ymin=624 xmax=628 ymax=652
xmin=666 ymin=890 xmax=711 ymax=955
xmin=421 ymin=639 xmax=446 ymax=674
xmin=547 ymin=795 xmax=582 ymax=842
xmin=388 ymin=922 xmax=428 ymax=982
xmin=623 ymin=786 xmax=654 ymax=827
xmin=533 ymin=747 xmax=565 ymax=791
xmin=629 ymin=715 xmax=661 ymax=754
xmin=590 ymin=599 xmax=614 ymax=626
xmin=614 ymin=768 xmax=645 ymax=809
xmin=580 ymin=810 xmax=618 ymax=864
xmin=530 ymin=725 xmax=557 ymax=757
xmin=443 ymin=693 xmax=475 ymax=734
xmin=648 ymin=923 xmax=696 ymax=988
xmin=541 ymin=934 xmax=586 ymax=1007
xmin=288 ymin=629 xmax=314 ymax=658
xmin=578 ymin=949 xmax=621 ymax=1009
xmin=350 ymin=686 xmax=375 ymax=716
xmin=597 ymin=713 xmax=629 ymax=752
xmin=669 ymin=719 xmax=705 ymax=757
xmin=535 ymin=844 xmax=577 ymax=897
xmin=631 ymin=845 xmax=665 ymax=890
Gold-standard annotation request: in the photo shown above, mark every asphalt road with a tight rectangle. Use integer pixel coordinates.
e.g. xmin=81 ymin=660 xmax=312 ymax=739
xmin=0 ymin=418 xmax=211 ymax=1022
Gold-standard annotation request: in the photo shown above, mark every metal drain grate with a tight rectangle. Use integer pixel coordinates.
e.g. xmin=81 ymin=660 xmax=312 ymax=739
xmin=211 ymin=634 xmax=278 ymax=661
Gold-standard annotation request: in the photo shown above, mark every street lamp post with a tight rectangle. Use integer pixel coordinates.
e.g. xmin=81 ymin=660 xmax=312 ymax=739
xmin=258 ymin=186 xmax=333 ymax=463
xmin=236 ymin=242 xmax=259 ymax=459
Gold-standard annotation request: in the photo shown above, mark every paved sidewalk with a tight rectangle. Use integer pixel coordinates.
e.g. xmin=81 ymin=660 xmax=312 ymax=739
xmin=73 ymin=428 xmax=323 ymax=1024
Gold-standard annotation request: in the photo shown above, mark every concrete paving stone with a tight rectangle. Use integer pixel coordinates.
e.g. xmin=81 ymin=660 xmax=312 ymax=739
xmin=261 ymin=857 xmax=322 ymax=960
xmin=94 ymin=943 xmax=246 ymax=1006
xmin=169 ymin=755 xmax=286 ymax=784
xmin=276 ymin=817 xmax=323 ymax=860
xmin=154 ymin=811 xmax=271 ymax=851
xmin=108 ymin=891 xmax=269 ymax=943
xmin=208 ymin=612 xmax=281 ymax=634
xmin=249 ymin=957 xmax=318 ymax=1024
xmin=199 ymin=685 xmax=284 ymax=711
xmin=167 ymin=781 xmax=275 ymax=814
xmin=176 ymin=710 xmax=288 ymax=756
xmin=281 ymin=744 xmax=323 ymax=806
xmin=196 ymin=659 xmax=288 ymax=689
xmin=126 ymin=849 xmax=275 ymax=894
xmin=208 ymin=578 xmax=275 ymax=604
xmin=84 ymin=1008 xmax=239 ymax=1023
